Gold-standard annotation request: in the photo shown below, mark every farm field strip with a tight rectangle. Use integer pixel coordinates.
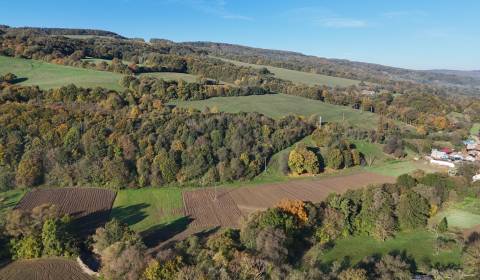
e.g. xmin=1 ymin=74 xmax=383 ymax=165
xmin=16 ymin=188 xmax=116 ymax=234
xmin=182 ymin=172 xmax=395 ymax=229
xmin=0 ymin=258 xmax=93 ymax=280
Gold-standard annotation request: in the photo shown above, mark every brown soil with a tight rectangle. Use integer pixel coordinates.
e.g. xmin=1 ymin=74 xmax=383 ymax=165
xmin=15 ymin=188 xmax=116 ymax=235
xmin=183 ymin=172 xmax=395 ymax=230
xmin=0 ymin=258 xmax=93 ymax=280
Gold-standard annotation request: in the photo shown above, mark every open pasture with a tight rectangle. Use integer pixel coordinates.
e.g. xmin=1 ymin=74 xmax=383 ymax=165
xmin=16 ymin=188 xmax=116 ymax=235
xmin=172 ymin=93 xmax=380 ymax=129
xmin=216 ymin=57 xmax=361 ymax=87
xmin=0 ymin=56 xmax=124 ymax=90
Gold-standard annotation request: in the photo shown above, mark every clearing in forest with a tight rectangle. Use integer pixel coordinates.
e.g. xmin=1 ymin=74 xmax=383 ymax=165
xmin=172 ymin=93 xmax=380 ymax=130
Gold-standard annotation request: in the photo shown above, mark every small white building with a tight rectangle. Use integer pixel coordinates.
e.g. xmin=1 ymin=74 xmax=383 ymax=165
xmin=472 ymin=174 xmax=480 ymax=182
xmin=431 ymin=149 xmax=448 ymax=160
xmin=430 ymin=159 xmax=455 ymax=168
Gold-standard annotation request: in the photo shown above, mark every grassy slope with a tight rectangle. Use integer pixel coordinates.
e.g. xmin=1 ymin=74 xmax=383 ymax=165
xmin=172 ymin=94 xmax=379 ymax=130
xmin=110 ymin=188 xmax=184 ymax=233
xmin=470 ymin=123 xmax=480 ymax=136
xmin=0 ymin=189 xmax=25 ymax=216
xmin=433 ymin=197 xmax=480 ymax=229
xmin=0 ymin=56 xmax=123 ymax=90
xmin=216 ymin=57 xmax=360 ymax=87
xmin=321 ymin=230 xmax=462 ymax=266
xmin=138 ymin=72 xmax=199 ymax=83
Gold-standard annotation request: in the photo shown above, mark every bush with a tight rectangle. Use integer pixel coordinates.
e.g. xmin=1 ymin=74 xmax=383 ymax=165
xmin=396 ymin=174 xmax=416 ymax=189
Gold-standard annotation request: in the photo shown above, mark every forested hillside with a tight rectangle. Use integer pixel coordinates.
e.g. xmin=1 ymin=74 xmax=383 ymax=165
xmin=182 ymin=41 xmax=480 ymax=91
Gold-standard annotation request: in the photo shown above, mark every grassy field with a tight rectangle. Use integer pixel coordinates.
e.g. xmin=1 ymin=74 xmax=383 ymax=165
xmin=138 ymin=72 xmax=199 ymax=83
xmin=470 ymin=123 xmax=480 ymax=136
xmin=110 ymin=188 xmax=184 ymax=233
xmin=216 ymin=57 xmax=360 ymax=87
xmin=0 ymin=189 xmax=25 ymax=219
xmin=320 ymin=230 xmax=462 ymax=267
xmin=172 ymin=94 xmax=379 ymax=130
xmin=433 ymin=197 xmax=480 ymax=229
xmin=0 ymin=56 xmax=124 ymax=90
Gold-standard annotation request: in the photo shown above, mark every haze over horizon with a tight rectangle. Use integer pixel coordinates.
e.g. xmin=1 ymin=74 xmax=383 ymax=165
xmin=2 ymin=0 xmax=479 ymax=71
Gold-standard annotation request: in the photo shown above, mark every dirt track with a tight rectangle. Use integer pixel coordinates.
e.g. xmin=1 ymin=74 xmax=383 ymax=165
xmin=0 ymin=258 xmax=93 ymax=280
xmin=183 ymin=172 xmax=395 ymax=229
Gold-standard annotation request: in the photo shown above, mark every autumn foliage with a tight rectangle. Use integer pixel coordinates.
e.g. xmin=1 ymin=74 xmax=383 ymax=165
xmin=276 ymin=199 xmax=308 ymax=223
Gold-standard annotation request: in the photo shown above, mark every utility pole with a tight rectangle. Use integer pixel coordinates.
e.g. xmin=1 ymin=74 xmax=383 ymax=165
xmin=213 ymin=185 xmax=217 ymax=202
xmin=264 ymin=157 xmax=268 ymax=172
xmin=318 ymin=116 xmax=322 ymax=129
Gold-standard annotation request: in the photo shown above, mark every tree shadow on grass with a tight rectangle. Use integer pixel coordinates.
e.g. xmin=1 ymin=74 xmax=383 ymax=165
xmin=11 ymin=77 xmax=28 ymax=84
xmin=109 ymin=203 xmax=150 ymax=227
xmin=142 ymin=216 xmax=193 ymax=248
xmin=70 ymin=203 xmax=148 ymax=238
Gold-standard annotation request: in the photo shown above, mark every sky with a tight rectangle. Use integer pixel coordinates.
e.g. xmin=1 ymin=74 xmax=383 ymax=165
xmin=2 ymin=0 xmax=479 ymax=70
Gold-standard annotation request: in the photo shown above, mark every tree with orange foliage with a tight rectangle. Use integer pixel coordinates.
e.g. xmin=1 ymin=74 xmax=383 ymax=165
xmin=276 ymin=199 xmax=308 ymax=223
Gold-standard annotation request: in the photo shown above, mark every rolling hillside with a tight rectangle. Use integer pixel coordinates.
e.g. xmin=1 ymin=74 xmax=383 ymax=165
xmin=172 ymin=93 xmax=379 ymax=129
xmin=216 ymin=57 xmax=360 ymax=87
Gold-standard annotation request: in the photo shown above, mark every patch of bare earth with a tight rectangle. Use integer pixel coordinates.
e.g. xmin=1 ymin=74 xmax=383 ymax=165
xmin=0 ymin=258 xmax=93 ymax=280
xmin=15 ymin=188 xmax=116 ymax=235
xmin=183 ymin=172 xmax=395 ymax=230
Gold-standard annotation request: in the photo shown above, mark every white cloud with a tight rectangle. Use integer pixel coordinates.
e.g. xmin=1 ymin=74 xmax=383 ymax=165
xmin=173 ymin=0 xmax=253 ymax=21
xmin=382 ymin=10 xmax=428 ymax=19
xmin=285 ymin=7 xmax=367 ymax=29
xmin=315 ymin=17 xmax=367 ymax=28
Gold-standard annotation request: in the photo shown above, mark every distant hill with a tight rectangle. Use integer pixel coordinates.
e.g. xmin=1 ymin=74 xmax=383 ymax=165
xmin=0 ymin=25 xmax=125 ymax=39
xmin=181 ymin=41 xmax=480 ymax=88
xmin=428 ymin=69 xmax=480 ymax=80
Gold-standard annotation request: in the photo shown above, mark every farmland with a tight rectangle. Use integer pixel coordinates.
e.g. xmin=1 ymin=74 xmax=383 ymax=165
xmin=0 ymin=189 xmax=25 ymax=219
xmin=183 ymin=172 xmax=395 ymax=230
xmin=216 ymin=57 xmax=361 ymax=87
xmin=111 ymin=188 xmax=184 ymax=233
xmin=0 ymin=56 xmax=123 ymax=90
xmin=16 ymin=188 xmax=116 ymax=235
xmin=172 ymin=93 xmax=380 ymax=129
xmin=0 ymin=258 xmax=93 ymax=280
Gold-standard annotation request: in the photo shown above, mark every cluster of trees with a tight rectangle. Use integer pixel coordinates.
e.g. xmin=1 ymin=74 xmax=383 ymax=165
xmin=0 ymin=83 xmax=312 ymax=190
xmin=1 ymin=204 xmax=77 ymax=260
xmin=81 ymin=175 xmax=480 ymax=279
xmin=119 ymin=75 xmax=271 ymax=102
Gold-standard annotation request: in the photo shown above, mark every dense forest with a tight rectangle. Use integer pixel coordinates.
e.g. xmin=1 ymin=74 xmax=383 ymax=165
xmin=0 ymin=82 xmax=311 ymax=190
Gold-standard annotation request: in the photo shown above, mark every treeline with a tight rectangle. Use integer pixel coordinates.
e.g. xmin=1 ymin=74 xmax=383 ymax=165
xmin=0 ymin=83 xmax=312 ymax=190
xmin=119 ymin=75 xmax=272 ymax=102
xmin=183 ymin=41 xmax=480 ymax=89
xmin=2 ymin=26 xmax=480 ymax=132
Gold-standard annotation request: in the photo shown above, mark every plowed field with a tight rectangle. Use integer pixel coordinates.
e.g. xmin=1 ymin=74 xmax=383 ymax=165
xmin=183 ymin=172 xmax=395 ymax=229
xmin=0 ymin=258 xmax=93 ymax=280
xmin=16 ymin=188 xmax=116 ymax=235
